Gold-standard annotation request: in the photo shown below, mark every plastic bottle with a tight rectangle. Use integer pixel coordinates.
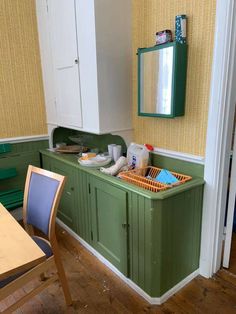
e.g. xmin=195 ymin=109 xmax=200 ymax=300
xmin=127 ymin=143 xmax=149 ymax=169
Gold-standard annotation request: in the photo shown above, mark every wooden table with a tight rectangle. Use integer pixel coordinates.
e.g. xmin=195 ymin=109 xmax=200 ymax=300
xmin=0 ymin=203 xmax=46 ymax=281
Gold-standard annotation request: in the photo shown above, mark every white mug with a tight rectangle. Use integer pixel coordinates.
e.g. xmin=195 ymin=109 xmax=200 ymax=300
xmin=108 ymin=144 xmax=116 ymax=160
xmin=113 ymin=145 xmax=122 ymax=162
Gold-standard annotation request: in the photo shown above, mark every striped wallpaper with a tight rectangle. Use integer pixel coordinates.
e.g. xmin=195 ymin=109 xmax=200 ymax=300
xmin=0 ymin=0 xmax=47 ymax=138
xmin=132 ymin=0 xmax=216 ymax=156
xmin=0 ymin=0 xmax=216 ymax=155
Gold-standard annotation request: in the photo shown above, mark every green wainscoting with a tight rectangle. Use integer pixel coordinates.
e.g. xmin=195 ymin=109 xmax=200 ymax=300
xmin=151 ymin=153 xmax=204 ymax=177
xmin=0 ymin=140 xmax=49 ymax=191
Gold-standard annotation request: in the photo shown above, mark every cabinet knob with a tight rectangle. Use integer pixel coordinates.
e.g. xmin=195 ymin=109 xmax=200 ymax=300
xmin=122 ymin=223 xmax=129 ymax=228
xmin=74 ymin=59 xmax=78 ymax=64
xmin=71 ymin=187 xmax=74 ymax=191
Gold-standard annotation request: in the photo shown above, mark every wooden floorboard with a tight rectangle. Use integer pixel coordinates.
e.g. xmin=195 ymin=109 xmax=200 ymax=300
xmin=1 ymin=225 xmax=236 ymax=313
xmin=228 ymin=232 xmax=236 ymax=275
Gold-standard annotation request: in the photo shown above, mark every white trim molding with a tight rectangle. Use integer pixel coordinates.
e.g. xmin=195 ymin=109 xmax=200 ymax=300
xmin=0 ymin=135 xmax=49 ymax=144
xmin=153 ymin=147 xmax=205 ymax=165
xmin=200 ymin=0 xmax=236 ymax=278
xmin=57 ymin=218 xmax=199 ymax=305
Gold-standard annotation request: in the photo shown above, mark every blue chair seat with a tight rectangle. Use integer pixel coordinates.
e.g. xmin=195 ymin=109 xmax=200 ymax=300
xmin=0 ymin=236 xmax=52 ymax=289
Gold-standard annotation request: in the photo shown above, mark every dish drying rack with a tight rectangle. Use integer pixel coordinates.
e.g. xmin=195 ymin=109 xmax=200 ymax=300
xmin=119 ymin=166 xmax=192 ymax=192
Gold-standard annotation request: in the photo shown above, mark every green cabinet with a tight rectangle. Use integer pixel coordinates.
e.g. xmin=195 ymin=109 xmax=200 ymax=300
xmin=40 ymin=150 xmax=204 ymax=299
xmin=90 ymin=177 xmax=128 ymax=276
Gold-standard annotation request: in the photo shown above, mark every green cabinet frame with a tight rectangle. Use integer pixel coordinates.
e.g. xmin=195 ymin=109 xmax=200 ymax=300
xmin=44 ymin=157 xmax=77 ymax=232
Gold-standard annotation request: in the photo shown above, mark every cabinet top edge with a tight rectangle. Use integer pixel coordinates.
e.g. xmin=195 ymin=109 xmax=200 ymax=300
xmin=40 ymin=149 xmax=204 ymax=200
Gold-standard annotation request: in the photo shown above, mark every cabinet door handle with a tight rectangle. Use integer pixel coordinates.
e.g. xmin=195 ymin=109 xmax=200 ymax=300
xmin=122 ymin=223 xmax=129 ymax=228
xmin=66 ymin=191 xmax=71 ymax=196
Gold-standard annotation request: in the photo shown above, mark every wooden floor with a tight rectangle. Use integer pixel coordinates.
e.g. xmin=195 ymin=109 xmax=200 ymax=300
xmin=1 ymin=226 xmax=236 ymax=314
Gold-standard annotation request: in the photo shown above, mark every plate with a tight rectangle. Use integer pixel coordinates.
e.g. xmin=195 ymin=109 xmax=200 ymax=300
xmin=78 ymin=155 xmax=112 ymax=167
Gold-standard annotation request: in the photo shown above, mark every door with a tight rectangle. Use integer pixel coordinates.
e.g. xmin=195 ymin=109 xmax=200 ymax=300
xmin=90 ymin=177 xmax=128 ymax=275
xmin=223 ymin=123 xmax=236 ymax=267
xmin=51 ymin=160 xmax=77 ymax=232
xmin=48 ymin=0 xmax=82 ymax=129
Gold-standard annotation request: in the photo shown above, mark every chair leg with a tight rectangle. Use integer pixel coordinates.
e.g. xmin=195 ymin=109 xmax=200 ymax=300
xmin=52 ymin=242 xmax=72 ymax=306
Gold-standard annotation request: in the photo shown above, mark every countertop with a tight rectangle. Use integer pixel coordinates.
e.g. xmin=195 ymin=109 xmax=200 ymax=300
xmin=40 ymin=149 xmax=205 ymax=200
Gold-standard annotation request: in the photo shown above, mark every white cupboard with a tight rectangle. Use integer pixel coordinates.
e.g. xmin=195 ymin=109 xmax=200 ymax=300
xmin=36 ymin=0 xmax=132 ymax=136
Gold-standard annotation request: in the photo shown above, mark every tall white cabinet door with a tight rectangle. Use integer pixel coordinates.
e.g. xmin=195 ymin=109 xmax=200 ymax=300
xmin=48 ymin=0 xmax=82 ymax=128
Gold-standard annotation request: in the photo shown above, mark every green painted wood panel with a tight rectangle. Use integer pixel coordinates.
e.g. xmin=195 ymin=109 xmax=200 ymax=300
xmin=50 ymin=159 xmax=77 ymax=232
xmin=0 ymin=143 xmax=11 ymax=153
xmin=129 ymin=185 xmax=203 ymax=297
xmin=77 ymin=170 xmax=91 ymax=243
xmin=128 ymin=193 xmax=157 ymax=293
xmin=151 ymin=153 xmax=204 ymax=177
xmin=157 ymin=186 xmax=203 ymax=295
xmin=4 ymin=140 xmax=48 ymax=154
xmin=0 ymin=153 xmax=40 ymax=191
xmin=0 ymin=140 xmax=48 ymax=191
xmin=90 ymin=177 xmax=128 ymax=276
xmin=0 ymin=168 xmax=17 ymax=180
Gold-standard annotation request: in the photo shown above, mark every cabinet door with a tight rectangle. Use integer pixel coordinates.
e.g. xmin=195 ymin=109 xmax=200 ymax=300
xmin=51 ymin=160 xmax=77 ymax=232
xmin=90 ymin=177 xmax=128 ymax=275
xmin=48 ymin=0 xmax=82 ymax=129
xmin=41 ymin=155 xmax=51 ymax=171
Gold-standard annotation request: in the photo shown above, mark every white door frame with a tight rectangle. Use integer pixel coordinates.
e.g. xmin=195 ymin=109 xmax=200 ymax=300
xmin=223 ymin=123 xmax=236 ymax=267
xmin=200 ymin=0 xmax=236 ymax=277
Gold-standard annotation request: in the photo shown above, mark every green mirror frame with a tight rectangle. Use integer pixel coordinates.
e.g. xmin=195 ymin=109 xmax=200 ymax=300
xmin=138 ymin=42 xmax=188 ymax=118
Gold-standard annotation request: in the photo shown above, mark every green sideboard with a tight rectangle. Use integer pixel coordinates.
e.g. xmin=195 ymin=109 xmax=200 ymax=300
xmin=40 ymin=149 xmax=204 ymax=299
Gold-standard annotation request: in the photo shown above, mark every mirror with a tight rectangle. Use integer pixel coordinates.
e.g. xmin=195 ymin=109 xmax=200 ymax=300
xmin=140 ymin=47 xmax=173 ymax=115
xmin=138 ymin=42 xmax=187 ymax=118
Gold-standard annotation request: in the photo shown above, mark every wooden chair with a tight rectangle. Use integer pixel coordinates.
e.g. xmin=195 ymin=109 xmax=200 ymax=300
xmin=0 ymin=165 xmax=72 ymax=313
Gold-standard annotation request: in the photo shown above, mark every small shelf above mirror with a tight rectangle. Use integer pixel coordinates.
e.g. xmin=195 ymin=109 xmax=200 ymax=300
xmin=138 ymin=42 xmax=187 ymax=118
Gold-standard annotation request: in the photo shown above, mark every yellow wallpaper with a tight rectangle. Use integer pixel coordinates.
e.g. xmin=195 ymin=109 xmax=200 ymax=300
xmin=0 ymin=0 xmax=47 ymax=138
xmin=132 ymin=0 xmax=216 ymax=156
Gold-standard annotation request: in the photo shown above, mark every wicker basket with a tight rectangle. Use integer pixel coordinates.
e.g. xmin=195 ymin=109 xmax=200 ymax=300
xmin=119 ymin=166 xmax=192 ymax=192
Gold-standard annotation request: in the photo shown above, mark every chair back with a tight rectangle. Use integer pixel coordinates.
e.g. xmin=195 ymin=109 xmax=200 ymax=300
xmin=23 ymin=165 xmax=66 ymax=239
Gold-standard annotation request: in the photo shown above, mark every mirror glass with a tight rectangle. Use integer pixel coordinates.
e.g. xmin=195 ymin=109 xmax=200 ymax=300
xmin=140 ymin=46 xmax=174 ymax=115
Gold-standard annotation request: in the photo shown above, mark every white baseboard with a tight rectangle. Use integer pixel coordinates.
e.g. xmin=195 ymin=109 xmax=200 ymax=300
xmin=56 ymin=218 xmax=199 ymax=305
